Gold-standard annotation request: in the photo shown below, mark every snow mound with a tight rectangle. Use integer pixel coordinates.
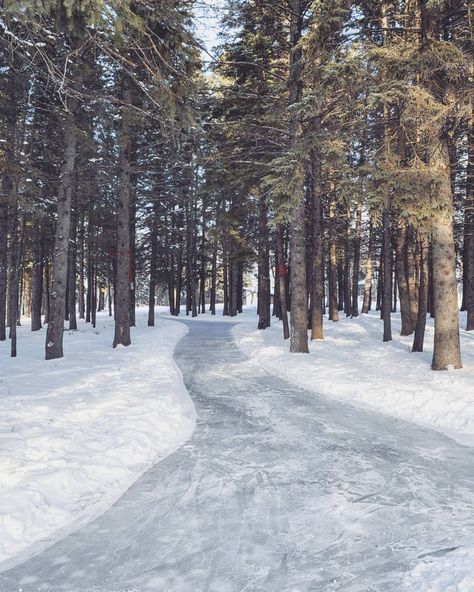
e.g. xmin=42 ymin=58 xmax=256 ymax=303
xmin=0 ymin=313 xmax=195 ymax=569
xmin=404 ymin=546 xmax=474 ymax=591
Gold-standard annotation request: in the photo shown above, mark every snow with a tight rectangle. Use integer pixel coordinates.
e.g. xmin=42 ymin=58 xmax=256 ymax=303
xmin=0 ymin=311 xmax=195 ymax=569
xmin=233 ymin=310 xmax=474 ymax=448
xmin=3 ymin=317 xmax=474 ymax=592
xmin=403 ymin=547 xmax=474 ymax=591
xmin=2 ymin=304 xmax=474 ymax=589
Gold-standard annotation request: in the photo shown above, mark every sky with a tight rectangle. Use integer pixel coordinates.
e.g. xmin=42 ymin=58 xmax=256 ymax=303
xmin=193 ymin=0 xmax=226 ymax=58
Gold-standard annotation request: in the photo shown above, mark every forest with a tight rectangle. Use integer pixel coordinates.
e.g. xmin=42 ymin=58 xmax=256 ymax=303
xmin=0 ymin=0 xmax=472 ymax=371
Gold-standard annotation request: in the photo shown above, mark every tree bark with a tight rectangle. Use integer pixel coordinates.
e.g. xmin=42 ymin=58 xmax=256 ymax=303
xmin=351 ymin=197 xmax=362 ymax=317
xmin=67 ymin=189 xmax=78 ymax=330
xmin=31 ymin=226 xmax=43 ymax=332
xmin=362 ymin=220 xmax=376 ymax=314
xmin=129 ymin=162 xmax=137 ymax=327
xmin=257 ymin=192 xmax=271 ymax=329
xmin=9 ymin=210 xmax=24 ymax=358
xmin=148 ymin=202 xmax=159 ymax=327
xmin=210 ymin=238 xmax=217 ymax=316
xmin=276 ymin=226 xmax=290 ymax=340
xmin=310 ymin=138 xmax=324 ymax=339
xmin=112 ymin=76 xmax=133 ymax=348
xmin=344 ymin=214 xmax=352 ymax=317
xmin=230 ymin=258 xmax=238 ymax=317
xmin=465 ymin=16 xmax=474 ymax=330
xmin=382 ymin=203 xmax=392 ymax=341
xmin=45 ymin=109 xmax=77 ymax=359
xmin=430 ymin=138 xmax=462 ymax=369
xmin=412 ymin=237 xmax=429 ymax=352
xmin=328 ymin=196 xmax=339 ymax=322
xmin=418 ymin=0 xmax=462 ymax=368
xmin=0 ymin=203 xmax=8 ymax=341
xmin=288 ymin=0 xmax=308 ymax=353
xmin=395 ymin=224 xmax=414 ymax=336
xmin=223 ymin=244 xmax=229 ymax=316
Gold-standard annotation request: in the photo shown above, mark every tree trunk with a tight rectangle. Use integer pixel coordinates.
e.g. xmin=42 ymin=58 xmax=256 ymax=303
xmin=310 ymin=139 xmax=324 ymax=339
xmin=175 ymin=250 xmax=183 ymax=316
xmin=148 ymin=203 xmax=158 ymax=327
xmin=351 ymin=198 xmax=362 ymax=317
xmin=67 ymin=190 xmax=78 ymax=331
xmin=223 ymin=246 xmax=229 ymax=316
xmin=276 ymin=226 xmax=290 ymax=340
xmin=112 ymin=76 xmax=132 ymax=348
xmin=407 ymin=227 xmax=419 ymax=329
xmin=382 ymin=203 xmax=392 ymax=342
xmin=328 ymin=196 xmax=339 ymax=322
xmin=0 ymin=203 xmax=8 ymax=341
xmin=129 ymin=167 xmax=137 ymax=327
xmin=43 ymin=261 xmax=50 ymax=325
xmin=45 ymin=109 xmax=77 ymax=360
xmin=395 ymin=224 xmax=414 ymax=336
xmin=9 ymin=210 xmax=24 ymax=358
xmin=210 ymin=239 xmax=217 ymax=315
xmin=412 ymin=237 xmax=429 ymax=352
xmin=465 ymin=21 xmax=474 ymax=330
xmin=237 ymin=261 xmax=244 ymax=313
xmin=257 ymin=192 xmax=271 ymax=329
xmin=185 ymin=194 xmax=198 ymax=318
xmin=31 ymin=227 xmax=43 ymax=331
xmin=362 ymin=220 xmax=376 ymax=314
xmin=344 ymin=215 xmax=352 ymax=317
xmin=287 ymin=0 xmax=308 ymax=353
xmin=430 ymin=138 xmax=462 ymax=369
xmin=78 ymin=212 xmax=85 ymax=319
xmin=230 ymin=258 xmax=238 ymax=317
xmin=199 ymin=203 xmax=207 ymax=314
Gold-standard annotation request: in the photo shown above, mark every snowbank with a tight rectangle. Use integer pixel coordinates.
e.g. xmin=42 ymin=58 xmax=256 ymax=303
xmin=233 ymin=311 xmax=474 ymax=447
xmin=0 ymin=312 xmax=195 ymax=569
xmin=403 ymin=546 xmax=474 ymax=591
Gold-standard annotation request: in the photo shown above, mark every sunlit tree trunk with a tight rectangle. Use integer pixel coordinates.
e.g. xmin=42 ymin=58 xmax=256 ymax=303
xmin=430 ymin=138 xmax=462 ymax=369
xmin=418 ymin=0 xmax=462 ymax=369
xmin=362 ymin=220 xmax=376 ymax=314
xmin=288 ymin=0 xmax=308 ymax=352
xmin=310 ymin=137 xmax=324 ymax=339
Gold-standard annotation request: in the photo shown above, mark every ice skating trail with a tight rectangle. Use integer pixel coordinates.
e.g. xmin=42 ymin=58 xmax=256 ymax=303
xmin=1 ymin=320 xmax=473 ymax=592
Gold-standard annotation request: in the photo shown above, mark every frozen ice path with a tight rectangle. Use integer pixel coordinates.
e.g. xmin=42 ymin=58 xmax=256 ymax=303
xmin=1 ymin=320 xmax=474 ymax=592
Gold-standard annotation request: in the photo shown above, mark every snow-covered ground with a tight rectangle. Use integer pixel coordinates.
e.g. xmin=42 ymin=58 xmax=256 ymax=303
xmin=233 ymin=310 xmax=474 ymax=448
xmin=0 ymin=311 xmax=195 ymax=569
xmin=2 ymin=304 xmax=473 ymax=590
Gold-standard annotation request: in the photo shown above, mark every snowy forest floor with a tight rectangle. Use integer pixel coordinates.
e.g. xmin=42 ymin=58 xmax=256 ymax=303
xmin=0 ymin=315 xmax=473 ymax=591
xmin=0 ymin=311 xmax=196 ymax=568
xmin=0 ymin=307 xmax=473 ymax=591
